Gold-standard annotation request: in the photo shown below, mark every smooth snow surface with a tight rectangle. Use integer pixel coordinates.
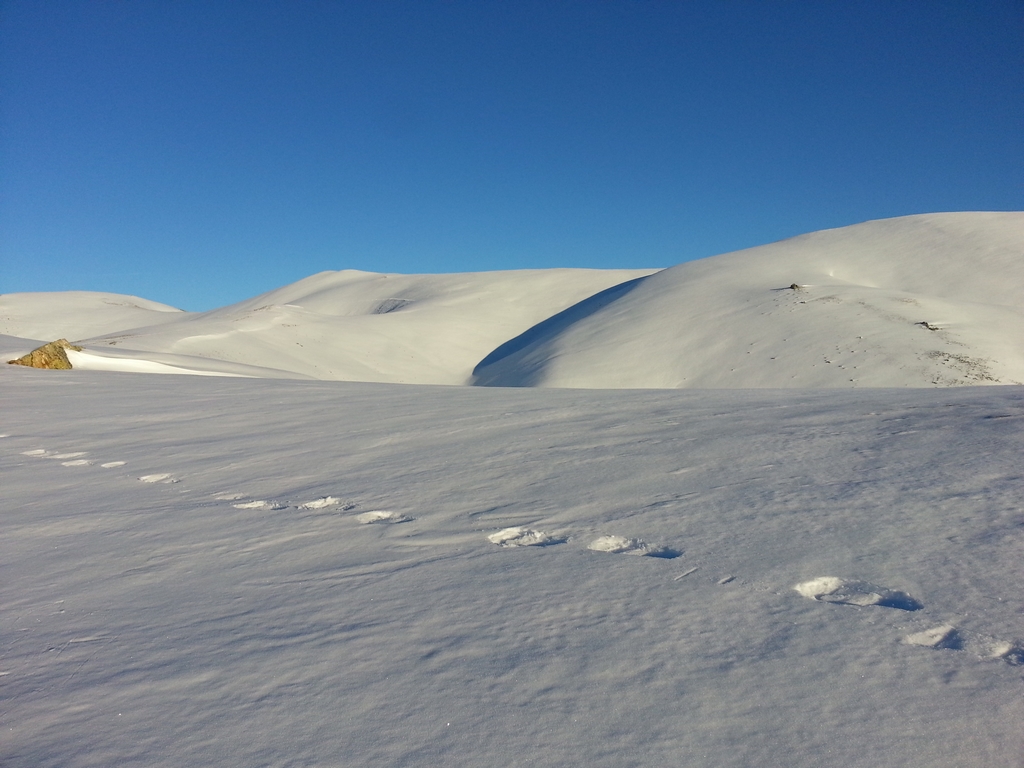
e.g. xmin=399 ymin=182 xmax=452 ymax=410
xmin=65 ymin=349 xmax=252 ymax=377
xmin=0 ymin=291 xmax=185 ymax=341
xmin=74 ymin=268 xmax=652 ymax=383
xmin=473 ymin=212 xmax=1024 ymax=388
xmin=3 ymin=368 xmax=1024 ymax=767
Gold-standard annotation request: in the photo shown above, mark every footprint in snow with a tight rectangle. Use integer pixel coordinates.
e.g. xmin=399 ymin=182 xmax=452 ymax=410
xmin=23 ymin=449 xmax=90 ymax=460
xmin=23 ymin=448 xmax=123 ymax=468
xmin=138 ymin=473 xmax=179 ymax=484
xmin=487 ymin=527 xmax=565 ymax=547
xmin=357 ymin=511 xmax=412 ymax=525
xmin=587 ymin=535 xmax=680 ymax=558
xmin=904 ymin=625 xmax=960 ymax=649
xmin=794 ymin=576 xmax=922 ymax=610
xmin=300 ymin=496 xmax=352 ymax=510
xmin=902 ymin=625 xmax=1023 ymax=664
xmin=233 ymin=500 xmax=287 ymax=510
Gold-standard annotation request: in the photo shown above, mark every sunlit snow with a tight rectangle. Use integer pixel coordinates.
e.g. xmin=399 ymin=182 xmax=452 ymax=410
xmin=3 ymin=213 xmax=1023 ymax=767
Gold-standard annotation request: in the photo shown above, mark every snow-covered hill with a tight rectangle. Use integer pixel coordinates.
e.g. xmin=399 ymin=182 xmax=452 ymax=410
xmin=473 ymin=212 xmax=1024 ymax=388
xmin=0 ymin=291 xmax=186 ymax=341
xmin=4 ymin=213 xmax=1023 ymax=387
xmin=69 ymin=269 xmax=654 ymax=383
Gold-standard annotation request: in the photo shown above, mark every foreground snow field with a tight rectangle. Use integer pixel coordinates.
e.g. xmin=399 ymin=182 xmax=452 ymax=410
xmin=3 ymin=368 xmax=1023 ymax=767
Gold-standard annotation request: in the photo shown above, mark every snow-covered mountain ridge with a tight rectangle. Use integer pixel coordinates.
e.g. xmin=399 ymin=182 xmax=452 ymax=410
xmin=4 ymin=212 xmax=1022 ymax=387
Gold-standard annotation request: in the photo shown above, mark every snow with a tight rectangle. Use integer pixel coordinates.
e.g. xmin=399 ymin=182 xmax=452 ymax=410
xmin=4 ymin=369 xmax=1024 ymax=767
xmin=65 ymin=349 xmax=252 ymax=377
xmin=59 ymin=268 xmax=653 ymax=383
xmin=6 ymin=213 xmax=1022 ymax=389
xmin=487 ymin=526 xmax=565 ymax=547
xmin=473 ymin=212 xmax=1024 ymax=388
xmin=0 ymin=291 xmax=185 ymax=342
xmin=3 ymin=212 xmax=1024 ymax=766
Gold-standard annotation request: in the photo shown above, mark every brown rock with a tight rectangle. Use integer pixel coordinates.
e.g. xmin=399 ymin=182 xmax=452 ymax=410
xmin=7 ymin=339 xmax=84 ymax=370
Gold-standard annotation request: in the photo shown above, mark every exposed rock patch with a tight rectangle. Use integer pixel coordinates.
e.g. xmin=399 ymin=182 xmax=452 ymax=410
xmin=7 ymin=339 xmax=83 ymax=370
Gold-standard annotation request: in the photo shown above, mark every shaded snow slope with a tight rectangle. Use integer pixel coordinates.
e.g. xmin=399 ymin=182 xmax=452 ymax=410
xmin=0 ymin=291 xmax=186 ymax=341
xmin=473 ymin=212 xmax=1024 ymax=388
xmin=80 ymin=268 xmax=654 ymax=382
xmin=3 ymin=368 xmax=1023 ymax=767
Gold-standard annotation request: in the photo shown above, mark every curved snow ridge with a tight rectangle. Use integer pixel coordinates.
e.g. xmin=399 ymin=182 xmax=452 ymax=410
xmin=472 ymin=212 xmax=1024 ymax=389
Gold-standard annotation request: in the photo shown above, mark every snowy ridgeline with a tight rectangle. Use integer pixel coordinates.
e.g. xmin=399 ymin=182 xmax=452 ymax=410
xmin=3 ymin=368 xmax=1024 ymax=767
xmin=3 ymin=212 xmax=1024 ymax=387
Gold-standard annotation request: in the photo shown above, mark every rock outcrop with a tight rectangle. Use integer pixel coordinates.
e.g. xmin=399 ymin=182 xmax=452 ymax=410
xmin=7 ymin=339 xmax=83 ymax=370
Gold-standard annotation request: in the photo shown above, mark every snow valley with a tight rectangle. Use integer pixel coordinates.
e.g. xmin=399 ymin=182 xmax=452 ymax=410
xmin=2 ymin=212 xmax=1024 ymax=767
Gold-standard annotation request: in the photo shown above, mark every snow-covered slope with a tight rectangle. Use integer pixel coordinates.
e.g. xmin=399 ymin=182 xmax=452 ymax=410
xmin=473 ymin=212 xmax=1024 ymax=388
xmin=3 ymin=367 xmax=1023 ymax=767
xmin=75 ymin=269 xmax=654 ymax=383
xmin=7 ymin=213 xmax=1023 ymax=388
xmin=0 ymin=291 xmax=186 ymax=341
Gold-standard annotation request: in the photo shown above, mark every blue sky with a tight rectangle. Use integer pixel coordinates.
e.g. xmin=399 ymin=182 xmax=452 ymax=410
xmin=2 ymin=1 xmax=1021 ymax=311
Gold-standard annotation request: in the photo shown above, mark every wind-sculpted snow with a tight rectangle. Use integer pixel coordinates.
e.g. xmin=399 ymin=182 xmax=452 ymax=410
xmin=473 ymin=212 xmax=1024 ymax=388
xmin=4 ymin=369 xmax=1024 ymax=766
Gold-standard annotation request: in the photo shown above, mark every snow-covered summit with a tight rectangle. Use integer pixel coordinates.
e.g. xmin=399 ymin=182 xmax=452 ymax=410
xmin=473 ymin=212 xmax=1024 ymax=388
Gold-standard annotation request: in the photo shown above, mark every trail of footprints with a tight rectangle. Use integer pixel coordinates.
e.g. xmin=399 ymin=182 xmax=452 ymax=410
xmin=486 ymin=531 xmax=1023 ymax=666
xmin=21 ymin=447 xmax=173 ymax=480
xmin=10 ymin=437 xmax=1022 ymax=669
xmin=16 ymin=442 xmax=414 ymax=522
xmin=794 ymin=576 xmax=1023 ymax=665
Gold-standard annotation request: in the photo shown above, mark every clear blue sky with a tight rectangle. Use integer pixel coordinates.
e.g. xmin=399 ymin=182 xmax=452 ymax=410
xmin=2 ymin=1 xmax=1021 ymax=311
